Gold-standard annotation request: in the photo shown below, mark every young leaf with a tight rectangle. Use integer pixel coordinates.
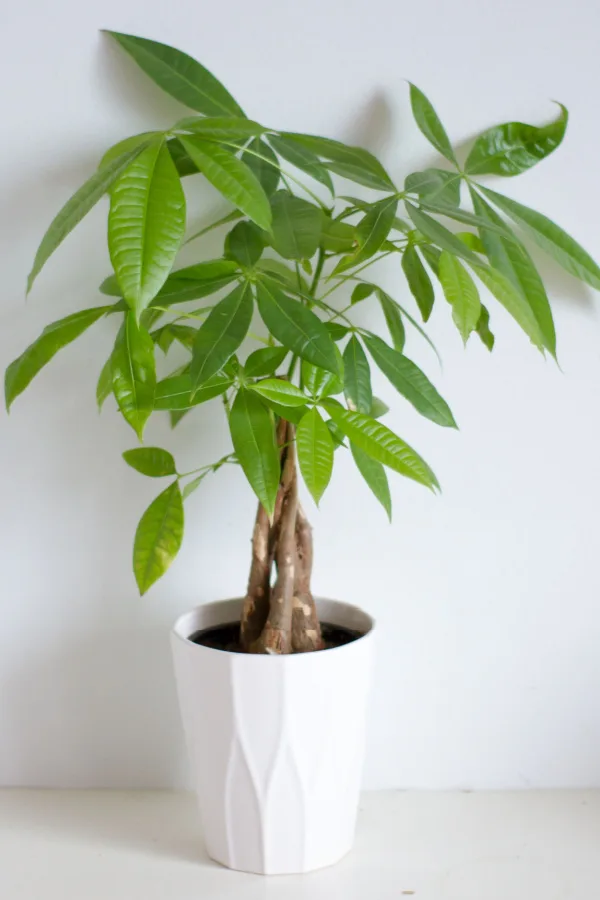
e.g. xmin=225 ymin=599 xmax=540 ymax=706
xmin=351 ymin=196 xmax=398 ymax=265
xmin=404 ymin=169 xmax=461 ymax=207
xmin=350 ymin=442 xmax=391 ymax=521
xmin=471 ymin=264 xmax=544 ymax=349
xmin=322 ymin=402 xmax=438 ymax=490
xmin=476 ymin=304 xmax=495 ymax=351
xmin=225 ymin=221 xmax=264 ymax=267
xmin=179 ymin=137 xmax=272 ymax=230
xmin=108 ymin=140 xmax=186 ymax=319
xmin=190 ymin=282 xmax=253 ymax=389
xmin=343 ymin=336 xmax=373 ymax=413
xmin=250 ymin=379 xmax=308 ymax=407
xmin=351 ymin=283 xmax=375 ymax=304
xmin=27 ymin=145 xmax=146 ymax=293
xmin=269 ymin=191 xmax=322 ymax=260
xmin=154 ymin=372 xmax=232 ymax=409
xmin=371 ymin=396 xmax=390 ymax=418
xmin=96 ymin=357 xmax=113 ymax=410
xmin=457 ymin=231 xmax=485 ymax=253
xmin=296 ymin=407 xmax=334 ymax=505
xmin=133 ymin=480 xmax=184 ymax=595
xmin=301 ymin=359 xmax=343 ymax=399
xmin=408 ymin=84 xmax=457 ymax=164
xmin=110 ymin=313 xmax=156 ymax=439
xmin=229 ymin=388 xmax=280 ymax=516
xmin=480 ymin=186 xmax=600 ymax=291
xmin=182 ymin=472 xmax=207 ymax=499
xmin=465 ymin=104 xmax=568 ymax=177
xmin=105 ymin=32 xmax=244 ymax=117
xmin=471 ymin=190 xmax=556 ymax=356
xmin=269 ymin=135 xmax=334 ymax=193
xmin=242 ymin=138 xmax=280 ymax=197
xmin=256 ymin=280 xmax=339 ymax=374
xmin=438 ymin=252 xmax=481 ymax=343
xmin=123 ymin=447 xmax=176 ymax=477
xmin=401 ymin=245 xmax=435 ymax=321
xmin=279 ymin=132 xmax=395 ymax=191
xmin=364 ymin=334 xmax=456 ymax=427
xmin=244 ymin=346 xmax=288 ymax=377
xmin=377 ymin=290 xmax=406 ymax=351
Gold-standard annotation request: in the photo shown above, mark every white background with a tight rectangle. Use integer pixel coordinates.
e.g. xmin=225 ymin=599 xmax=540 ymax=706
xmin=1 ymin=0 xmax=599 ymax=790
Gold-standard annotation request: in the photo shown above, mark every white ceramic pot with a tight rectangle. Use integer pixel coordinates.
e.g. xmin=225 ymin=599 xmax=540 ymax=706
xmin=171 ymin=597 xmax=375 ymax=875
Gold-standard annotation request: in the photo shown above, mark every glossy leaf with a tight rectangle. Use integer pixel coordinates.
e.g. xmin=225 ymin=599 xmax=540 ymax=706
xmin=269 ymin=191 xmax=322 ymax=260
xmin=405 ymin=203 xmax=481 ymax=267
xmin=175 ymin=116 xmax=264 ymax=139
xmin=27 ymin=146 xmax=146 ymax=293
xmin=105 ymin=31 xmax=244 ymax=117
xmin=269 ymin=135 xmax=334 ymax=193
xmin=256 ymin=280 xmax=339 ymax=374
xmin=280 ymin=132 xmax=395 ymax=191
xmin=244 ymin=346 xmax=288 ymax=377
xmin=154 ymin=372 xmax=232 ymax=409
xmin=408 ymin=83 xmax=457 ymax=164
xmin=350 ymin=442 xmax=391 ymax=520
xmin=323 ymin=402 xmax=438 ymax=490
xmin=229 ymin=388 xmax=280 ymax=516
xmin=242 ymin=138 xmax=280 ymax=197
xmin=438 ymin=252 xmax=481 ymax=343
xmin=471 ymin=264 xmax=544 ymax=349
xmin=96 ymin=357 xmax=113 ymax=410
xmin=99 ymin=133 xmax=158 ymax=169
xmin=110 ymin=313 xmax=156 ymax=439
xmin=401 ymin=244 xmax=435 ymax=321
xmin=465 ymin=104 xmax=568 ymax=176
xmin=180 ymin=137 xmax=271 ymax=230
xmin=167 ymin=137 xmax=200 ymax=177
xmin=296 ymin=407 xmax=334 ymax=505
xmin=5 ymin=307 xmax=110 ymax=409
xmin=301 ymin=358 xmax=343 ymax=399
xmin=364 ymin=334 xmax=456 ymax=427
xmin=108 ymin=139 xmax=186 ymax=319
xmin=404 ymin=168 xmax=461 ymax=207
xmin=191 ymin=282 xmax=253 ymax=388
xmin=343 ymin=336 xmax=372 ymax=413
xmin=123 ymin=446 xmax=176 ymax=477
xmin=250 ymin=378 xmax=308 ymax=407
xmin=377 ymin=290 xmax=406 ymax=351
xmin=133 ymin=480 xmax=184 ymax=595
xmin=481 ymin=186 xmax=600 ymax=291
xmin=476 ymin=304 xmax=495 ymax=351
xmin=225 ymin=221 xmax=264 ymax=267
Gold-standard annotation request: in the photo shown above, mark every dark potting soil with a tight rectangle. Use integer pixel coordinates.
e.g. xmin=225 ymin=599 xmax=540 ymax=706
xmin=189 ymin=621 xmax=364 ymax=653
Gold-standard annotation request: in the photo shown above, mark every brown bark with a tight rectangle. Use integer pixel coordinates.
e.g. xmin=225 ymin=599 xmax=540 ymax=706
xmin=292 ymin=505 xmax=323 ymax=652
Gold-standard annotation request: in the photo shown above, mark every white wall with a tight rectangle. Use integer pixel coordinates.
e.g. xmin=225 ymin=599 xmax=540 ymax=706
xmin=1 ymin=0 xmax=600 ymax=790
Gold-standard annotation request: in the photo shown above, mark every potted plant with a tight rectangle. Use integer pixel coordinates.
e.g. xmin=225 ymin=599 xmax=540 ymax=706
xmin=7 ymin=30 xmax=600 ymax=875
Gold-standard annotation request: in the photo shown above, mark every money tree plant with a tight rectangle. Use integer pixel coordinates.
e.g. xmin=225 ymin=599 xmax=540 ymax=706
xmin=7 ymin=32 xmax=600 ymax=653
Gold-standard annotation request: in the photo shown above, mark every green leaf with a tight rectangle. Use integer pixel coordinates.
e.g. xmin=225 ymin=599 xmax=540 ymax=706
xmin=261 ymin=400 xmax=306 ymax=424
xmin=244 ymin=346 xmax=288 ymax=377
xmin=182 ymin=472 xmax=207 ymax=499
xmin=96 ymin=357 xmax=113 ymax=410
xmin=471 ymin=264 xmax=544 ymax=349
xmin=352 ymin=196 xmax=398 ymax=265
xmin=108 ymin=139 xmax=186 ymax=319
xmin=280 ymin=132 xmax=395 ymax=191
xmin=465 ymin=104 xmax=568 ymax=177
xmin=377 ymin=290 xmax=406 ymax=351
xmin=417 ymin=200 xmax=517 ymax=238
xmin=229 ymin=388 xmax=280 ymax=515
xmin=269 ymin=191 xmax=322 ymax=260
xmin=190 ymin=282 xmax=253 ymax=388
xmin=438 ymin=252 xmax=481 ymax=343
xmin=27 ymin=146 xmax=146 ymax=293
xmin=320 ymin=216 xmax=356 ymax=254
xmin=351 ymin=283 xmax=375 ymax=305
xmin=420 ymin=244 xmax=442 ymax=278
xmin=133 ymin=480 xmax=184 ymax=595
xmin=123 ymin=447 xmax=176 ymax=477
xmin=364 ymin=334 xmax=456 ymax=427
xmin=225 ymin=221 xmax=264 ymax=267
xmin=296 ymin=407 xmax=334 ymax=505
xmin=301 ymin=358 xmax=343 ymax=398
xmin=242 ymin=138 xmax=280 ymax=197
xmin=255 ymin=258 xmax=301 ymax=288
xmin=327 ymin=419 xmax=347 ymax=448
xmin=269 ymin=135 xmax=334 ymax=193
xmin=179 ymin=137 xmax=271 ymax=230
xmin=167 ymin=137 xmax=200 ymax=177
xmin=323 ymin=402 xmax=438 ymax=490
xmin=153 ymin=323 xmax=197 ymax=353
xmin=110 ymin=312 xmax=156 ymax=439
xmin=343 ymin=336 xmax=372 ymax=413
xmin=99 ymin=132 xmax=158 ymax=169
xmin=350 ymin=442 xmax=391 ymax=521
xmin=471 ymin=190 xmax=556 ymax=356
xmin=175 ymin=116 xmax=264 ymax=139
xmin=408 ymin=83 xmax=457 ymax=164
xmin=405 ymin=169 xmax=461 ymax=207
xmin=5 ymin=307 xmax=110 ymax=409
xmin=480 ymin=186 xmax=600 ymax=291
xmin=370 ymin=396 xmax=389 ymax=418
xmin=154 ymin=372 xmax=232 ymax=409
xmin=405 ymin=203 xmax=481 ymax=267
xmin=256 ymin=280 xmax=339 ymax=374
xmin=105 ymin=31 xmax=244 ymax=117
xmin=145 ymin=259 xmax=240 ymax=307
xmin=325 ymin=322 xmax=350 ymax=341
xmin=250 ymin=378 xmax=308 ymax=407
xmin=457 ymin=231 xmax=485 ymax=253
xmin=401 ymin=245 xmax=435 ymax=321
xmin=476 ymin=304 xmax=495 ymax=351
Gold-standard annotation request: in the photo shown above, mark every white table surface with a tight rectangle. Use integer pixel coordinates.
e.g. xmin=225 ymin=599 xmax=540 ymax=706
xmin=0 ymin=789 xmax=598 ymax=898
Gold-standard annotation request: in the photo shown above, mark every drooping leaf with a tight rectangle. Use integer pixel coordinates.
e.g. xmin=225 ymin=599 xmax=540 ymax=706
xmin=5 ymin=307 xmax=110 ymax=409
xmin=229 ymin=388 xmax=280 ymax=516
xmin=99 ymin=132 xmax=158 ymax=169
xmin=108 ymin=139 xmax=186 ymax=319
xmin=377 ymin=290 xmax=406 ymax=351
xmin=417 ymin=200 xmax=518 ymax=238
xmin=408 ymin=83 xmax=457 ymax=164
xmin=225 ymin=220 xmax=265 ymax=267
xmin=401 ymin=244 xmax=435 ymax=321
xmin=242 ymin=138 xmax=280 ymax=197
xmin=476 ymin=304 xmax=495 ymax=351
xmin=325 ymin=322 xmax=350 ymax=341
xmin=123 ymin=446 xmax=176 ymax=477
xmin=269 ymin=191 xmax=322 ymax=260
xmin=350 ymin=442 xmax=391 ymax=520
xmin=96 ymin=357 xmax=113 ymax=410
xmin=420 ymin=244 xmax=442 ymax=278
xmin=133 ymin=480 xmax=184 ymax=595
xmin=255 ymin=280 xmax=339 ymax=374
xmin=405 ymin=203 xmax=481 ymax=267
xmin=364 ymin=334 xmax=456 ymax=427
xmin=27 ymin=145 xmax=146 ymax=293
xmin=154 ymin=372 xmax=233 ymax=409
xmin=351 ymin=196 xmax=398 ymax=265
xmin=110 ymin=312 xmax=156 ymax=439
xmin=343 ymin=336 xmax=372 ymax=413
xmin=465 ymin=104 xmax=568 ymax=177
xmin=404 ymin=168 xmax=461 ymax=207
xmin=301 ymin=358 xmax=343 ymax=399
xmin=323 ymin=402 xmax=438 ymax=490
xmin=255 ymin=258 xmax=301 ymax=289
xmin=438 ymin=252 xmax=481 ymax=343
xmin=179 ymin=137 xmax=271 ymax=230
xmin=190 ymin=282 xmax=253 ymax=389
xmin=296 ymin=407 xmax=334 ymax=505
xmin=175 ymin=116 xmax=264 ymax=139
xmin=471 ymin=264 xmax=544 ymax=349
xmin=279 ymin=132 xmax=395 ymax=191
xmin=105 ymin=31 xmax=244 ymax=116
xmin=250 ymin=378 xmax=308 ymax=407
xmin=244 ymin=346 xmax=288 ymax=377
xmin=269 ymin=135 xmax=334 ymax=193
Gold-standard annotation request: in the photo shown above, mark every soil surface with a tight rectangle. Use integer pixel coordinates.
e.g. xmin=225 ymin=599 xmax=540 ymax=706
xmin=189 ymin=621 xmax=363 ymax=653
